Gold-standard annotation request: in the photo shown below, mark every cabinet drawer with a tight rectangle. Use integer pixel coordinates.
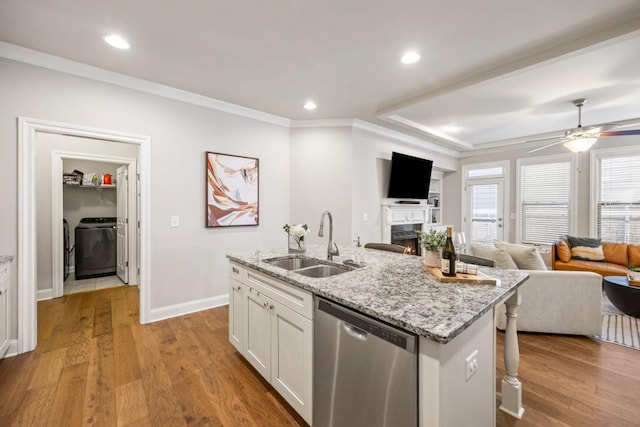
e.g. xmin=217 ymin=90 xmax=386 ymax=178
xmin=245 ymin=268 xmax=313 ymax=320
xmin=229 ymin=262 xmax=247 ymax=283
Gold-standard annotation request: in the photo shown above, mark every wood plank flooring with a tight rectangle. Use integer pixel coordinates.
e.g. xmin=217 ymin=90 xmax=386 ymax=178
xmin=1 ymin=286 xmax=639 ymax=426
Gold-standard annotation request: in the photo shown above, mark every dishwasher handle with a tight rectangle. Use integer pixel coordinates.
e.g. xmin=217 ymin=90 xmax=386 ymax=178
xmin=343 ymin=323 xmax=367 ymax=341
xmin=317 ymin=298 xmax=416 ymax=353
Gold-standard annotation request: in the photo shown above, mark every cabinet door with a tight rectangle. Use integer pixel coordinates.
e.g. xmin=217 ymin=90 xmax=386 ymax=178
xmin=228 ymin=279 xmax=245 ymax=353
xmin=0 ymin=263 xmax=9 ymax=358
xmin=270 ymin=301 xmax=313 ymax=424
xmin=244 ymin=287 xmax=271 ymax=380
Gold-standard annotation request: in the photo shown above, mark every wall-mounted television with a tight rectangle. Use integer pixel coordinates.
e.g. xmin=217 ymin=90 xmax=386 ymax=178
xmin=387 ymin=152 xmax=433 ymax=200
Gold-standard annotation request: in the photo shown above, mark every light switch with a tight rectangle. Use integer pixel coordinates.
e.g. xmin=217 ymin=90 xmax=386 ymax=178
xmin=170 ymin=216 xmax=180 ymax=228
xmin=363 ymin=213 xmax=368 ymax=221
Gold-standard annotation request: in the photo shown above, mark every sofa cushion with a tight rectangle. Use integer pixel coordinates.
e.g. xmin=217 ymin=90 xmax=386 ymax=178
xmin=603 ymin=242 xmax=629 ymax=266
xmin=567 ymin=236 xmax=605 ymax=262
xmin=556 ymin=239 xmax=572 ymax=263
xmin=494 ymin=240 xmax=547 ymax=270
xmin=470 ymin=243 xmax=518 ymax=269
xmin=628 ymin=244 xmax=640 ymax=268
xmin=554 ymin=259 xmax=628 ymax=276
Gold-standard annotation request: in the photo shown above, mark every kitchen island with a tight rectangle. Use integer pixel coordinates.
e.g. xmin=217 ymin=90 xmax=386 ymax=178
xmin=227 ymin=245 xmax=529 ymax=426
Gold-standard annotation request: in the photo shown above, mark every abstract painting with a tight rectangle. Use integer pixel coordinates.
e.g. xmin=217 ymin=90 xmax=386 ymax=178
xmin=206 ymin=152 xmax=259 ymax=227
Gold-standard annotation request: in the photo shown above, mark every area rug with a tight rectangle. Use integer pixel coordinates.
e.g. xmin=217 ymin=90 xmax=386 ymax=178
xmin=598 ymin=292 xmax=640 ymax=350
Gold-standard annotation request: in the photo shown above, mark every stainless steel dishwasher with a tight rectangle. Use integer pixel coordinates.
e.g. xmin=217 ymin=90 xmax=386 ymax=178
xmin=314 ymin=297 xmax=418 ymax=427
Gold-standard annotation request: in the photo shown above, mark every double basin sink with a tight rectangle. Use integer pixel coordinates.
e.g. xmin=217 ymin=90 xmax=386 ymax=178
xmin=264 ymin=256 xmax=353 ymax=278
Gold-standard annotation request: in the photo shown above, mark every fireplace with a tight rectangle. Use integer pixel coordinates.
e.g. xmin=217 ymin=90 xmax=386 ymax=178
xmin=391 ymin=224 xmax=422 ymax=255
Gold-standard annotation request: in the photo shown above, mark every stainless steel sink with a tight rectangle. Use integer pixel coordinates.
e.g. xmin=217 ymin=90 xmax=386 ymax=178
xmin=265 ymin=256 xmax=320 ymax=271
xmin=294 ymin=265 xmax=351 ymax=278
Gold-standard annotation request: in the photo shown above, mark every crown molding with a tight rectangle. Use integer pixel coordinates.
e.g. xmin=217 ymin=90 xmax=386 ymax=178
xmin=352 ymin=120 xmax=460 ymax=157
xmin=290 ymin=119 xmax=356 ymax=128
xmin=0 ymin=42 xmax=291 ymax=127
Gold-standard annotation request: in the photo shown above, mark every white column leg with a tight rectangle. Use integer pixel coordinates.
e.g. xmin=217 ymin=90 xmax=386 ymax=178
xmin=499 ymin=290 xmax=524 ymax=419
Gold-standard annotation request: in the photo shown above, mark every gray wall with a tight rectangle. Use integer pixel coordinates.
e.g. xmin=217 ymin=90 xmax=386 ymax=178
xmin=0 ymin=57 xmax=290 ymax=339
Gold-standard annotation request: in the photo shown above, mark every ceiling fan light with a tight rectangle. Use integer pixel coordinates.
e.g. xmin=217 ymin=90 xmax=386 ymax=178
xmin=563 ymin=137 xmax=598 ymax=153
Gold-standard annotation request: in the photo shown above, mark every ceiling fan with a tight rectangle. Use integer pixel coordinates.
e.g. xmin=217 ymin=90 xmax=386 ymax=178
xmin=527 ymin=99 xmax=640 ymax=154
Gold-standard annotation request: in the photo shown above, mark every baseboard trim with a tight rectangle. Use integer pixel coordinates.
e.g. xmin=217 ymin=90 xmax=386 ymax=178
xmin=37 ymin=288 xmax=53 ymax=301
xmin=1 ymin=339 xmax=19 ymax=358
xmin=149 ymin=294 xmax=229 ymax=323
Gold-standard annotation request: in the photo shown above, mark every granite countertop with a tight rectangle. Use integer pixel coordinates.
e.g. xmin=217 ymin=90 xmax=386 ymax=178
xmin=227 ymin=245 xmax=529 ymax=344
xmin=0 ymin=255 xmax=14 ymax=265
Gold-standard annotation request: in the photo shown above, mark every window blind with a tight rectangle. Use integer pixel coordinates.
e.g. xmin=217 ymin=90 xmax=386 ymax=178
xmin=520 ymin=161 xmax=570 ymax=245
xmin=597 ymin=155 xmax=640 ymax=243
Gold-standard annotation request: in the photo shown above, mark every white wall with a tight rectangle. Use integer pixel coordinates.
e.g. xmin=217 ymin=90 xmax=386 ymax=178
xmin=0 ymin=57 xmax=290 ymax=338
xmin=288 ymin=125 xmax=459 ymax=252
xmin=351 ymin=127 xmax=457 ymax=245
xmin=290 ymin=126 xmax=354 ymax=247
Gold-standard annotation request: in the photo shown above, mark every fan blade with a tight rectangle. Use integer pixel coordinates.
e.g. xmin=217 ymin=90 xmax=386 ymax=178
xmin=527 ymin=140 xmax=565 ymax=154
xmin=600 ymin=129 xmax=640 ymax=137
xmin=525 ymin=135 xmax=563 ymax=144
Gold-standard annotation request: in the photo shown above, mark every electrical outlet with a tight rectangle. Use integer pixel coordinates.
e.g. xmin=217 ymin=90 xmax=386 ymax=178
xmin=363 ymin=213 xmax=368 ymax=221
xmin=465 ymin=350 xmax=479 ymax=381
xmin=170 ymin=216 xmax=180 ymax=228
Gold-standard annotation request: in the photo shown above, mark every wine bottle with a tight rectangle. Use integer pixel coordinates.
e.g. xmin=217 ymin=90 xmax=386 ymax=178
xmin=441 ymin=226 xmax=457 ymax=277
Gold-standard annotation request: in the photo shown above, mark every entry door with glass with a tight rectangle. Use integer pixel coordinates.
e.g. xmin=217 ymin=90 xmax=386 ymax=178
xmin=464 ymin=178 xmax=504 ymax=243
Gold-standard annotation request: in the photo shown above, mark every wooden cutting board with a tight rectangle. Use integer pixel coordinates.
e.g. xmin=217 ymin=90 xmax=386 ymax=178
xmin=421 ymin=260 xmax=497 ymax=285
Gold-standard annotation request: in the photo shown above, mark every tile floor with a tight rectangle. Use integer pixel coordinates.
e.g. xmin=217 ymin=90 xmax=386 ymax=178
xmin=64 ymin=273 xmax=125 ymax=295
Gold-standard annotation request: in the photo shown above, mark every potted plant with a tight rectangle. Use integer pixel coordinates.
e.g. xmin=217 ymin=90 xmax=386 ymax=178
xmin=418 ymin=229 xmax=446 ymax=267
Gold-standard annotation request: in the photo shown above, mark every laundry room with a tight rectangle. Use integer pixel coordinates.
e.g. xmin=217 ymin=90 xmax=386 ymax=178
xmin=63 ymin=159 xmax=126 ymax=294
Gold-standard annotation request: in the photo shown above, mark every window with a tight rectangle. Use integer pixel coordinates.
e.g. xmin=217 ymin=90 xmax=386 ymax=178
xmin=517 ymin=155 xmax=574 ymax=245
xmin=593 ymin=150 xmax=640 ymax=243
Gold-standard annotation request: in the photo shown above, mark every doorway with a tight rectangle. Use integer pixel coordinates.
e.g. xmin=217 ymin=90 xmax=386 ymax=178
xmin=52 ymin=154 xmax=138 ymax=297
xmin=18 ymin=117 xmax=151 ymax=354
xmin=461 ymin=161 xmax=509 ymax=244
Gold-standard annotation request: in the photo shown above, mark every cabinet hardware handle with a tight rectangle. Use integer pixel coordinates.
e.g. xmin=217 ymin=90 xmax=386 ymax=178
xmin=0 ymin=290 xmax=2 ymax=295
xmin=232 ymin=267 xmax=239 ymax=274
xmin=235 ymin=285 xmax=241 ymax=291
xmin=263 ymin=301 xmax=269 ymax=307
xmin=269 ymin=304 xmax=274 ymax=310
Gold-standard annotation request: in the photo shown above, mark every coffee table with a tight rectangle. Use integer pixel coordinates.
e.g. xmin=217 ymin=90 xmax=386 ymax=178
xmin=603 ymin=276 xmax=640 ymax=318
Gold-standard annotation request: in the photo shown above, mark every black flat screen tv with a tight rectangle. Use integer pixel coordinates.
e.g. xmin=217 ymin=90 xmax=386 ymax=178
xmin=387 ymin=152 xmax=433 ymax=200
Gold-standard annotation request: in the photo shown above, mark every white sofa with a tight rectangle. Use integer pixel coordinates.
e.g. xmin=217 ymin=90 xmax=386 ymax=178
xmin=469 ymin=241 xmax=602 ymax=336
xmin=495 ymin=270 xmax=602 ymax=336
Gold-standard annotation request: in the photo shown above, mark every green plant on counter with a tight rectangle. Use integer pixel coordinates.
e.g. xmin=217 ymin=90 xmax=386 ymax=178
xmin=418 ymin=229 xmax=446 ymax=252
xmin=629 ymin=264 xmax=640 ymax=272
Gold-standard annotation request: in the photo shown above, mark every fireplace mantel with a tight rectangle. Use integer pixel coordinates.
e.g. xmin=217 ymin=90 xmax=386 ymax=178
xmin=381 ymin=202 xmax=442 ymax=244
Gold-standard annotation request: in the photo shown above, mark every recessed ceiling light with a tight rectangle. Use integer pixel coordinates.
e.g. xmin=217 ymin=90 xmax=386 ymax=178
xmin=304 ymin=101 xmax=317 ymax=110
xmin=104 ymin=35 xmax=130 ymax=50
xmin=401 ymin=52 xmax=420 ymax=64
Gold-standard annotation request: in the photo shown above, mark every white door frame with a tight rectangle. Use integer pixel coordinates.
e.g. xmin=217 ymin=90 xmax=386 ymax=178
xmin=18 ymin=117 xmax=152 ymax=354
xmin=51 ymin=152 xmax=137 ymax=298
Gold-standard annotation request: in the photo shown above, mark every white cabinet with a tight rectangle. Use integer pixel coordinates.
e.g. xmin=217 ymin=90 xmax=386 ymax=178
xmin=428 ymin=171 xmax=443 ymax=226
xmin=0 ymin=261 xmax=10 ymax=358
xmin=228 ymin=262 xmax=313 ymax=424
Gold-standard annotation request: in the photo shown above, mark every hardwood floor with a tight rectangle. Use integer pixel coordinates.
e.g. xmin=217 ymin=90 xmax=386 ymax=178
xmin=0 ymin=287 xmax=305 ymax=426
xmin=1 ymin=286 xmax=638 ymax=426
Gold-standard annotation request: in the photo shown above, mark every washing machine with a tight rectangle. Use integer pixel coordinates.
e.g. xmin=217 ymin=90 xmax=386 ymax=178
xmin=74 ymin=217 xmax=117 ymax=279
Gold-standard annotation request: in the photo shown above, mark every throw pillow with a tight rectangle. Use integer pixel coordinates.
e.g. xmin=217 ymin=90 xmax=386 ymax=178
xmin=470 ymin=242 xmax=518 ymax=269
xmin=555 ymin=239 xmax=572 ymax=263
xmin=494 ymin=240 xmax=548 ymax=270
xmin=566 ymin=236 xmax=605 ymax=262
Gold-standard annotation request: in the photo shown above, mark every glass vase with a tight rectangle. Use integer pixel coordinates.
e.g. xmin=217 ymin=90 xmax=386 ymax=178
xmin=288 ymin=235 xmax=306 ymax=254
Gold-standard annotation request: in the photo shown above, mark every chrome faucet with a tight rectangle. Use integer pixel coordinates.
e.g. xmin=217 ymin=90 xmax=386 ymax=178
xmin=318 ymin=210 xmax=340 ymax=261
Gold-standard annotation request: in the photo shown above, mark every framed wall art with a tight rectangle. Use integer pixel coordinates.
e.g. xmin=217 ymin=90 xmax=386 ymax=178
xmin=206 ymin=151 xmax=259 ymax=227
